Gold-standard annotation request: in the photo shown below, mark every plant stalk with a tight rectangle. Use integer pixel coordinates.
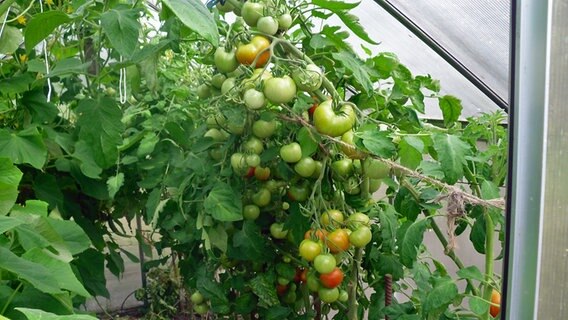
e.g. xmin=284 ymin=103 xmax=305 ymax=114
xmin=482 ymin=211 xmax=495 ymax=320
xmin=348 ymin=248 xmax=363 ymax=320
xmin=1 ymin=282 xmax=23 ymax=315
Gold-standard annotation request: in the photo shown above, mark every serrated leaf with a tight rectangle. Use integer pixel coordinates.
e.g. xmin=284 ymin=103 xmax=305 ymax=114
xmin=25 ymin=11 xmax=71 ymax=52
xmin=107 ymin=173 xmax=124 ymax=199
xmin=399 ymin=136 xmax=424 ymax=170
xmin=400 ymin=218 xmax=429 ymax=267
xmin=204 ymin=182 xmax=242 ymax=222
xmin=378 ymin=205 xmax=398 ymax=251
xmin=283 ymin=202 xmax=312 ymax=246
xmin=335 ymin=11 xmax=378 ymax=45
xmin=162 ymin=0 xmax=219 ymax=46
xmin=432 ymin=133 xmax=470 ymax=184
xmin=250 ymin=273 xmax=280 ymax=307
xmin=439 ymin=95 xmax=463 ymax=126
xmin=197 ymin=275 xmax=230 ymax=314
xmin=100 ymin=8 xmax=140 ymax=58
xmin=265 ymin=305 xmax=292 ymax=320
xmin=312 ymin=0 xmax=360 ymax=10
xmin=206 ymin=224 xmax=228 ymax=252
xmin=376 ymin=253 xmax=404 ymax=280
xmin=331 ymin=51 xmax=374 ymax=93
xmin=469 ymin=295 xmax=490 ymax=315
xmin=0 ymin=127 xmax=47 ymax=169
xmin=356 ymin=130 xmax=396 ymax=158
xmin=232 ymin=221 xmax=273 ymax=261
xmin=297 ymin=127 xmax=319 ymax=157
xmin=0 ymin=26 xmax=23 ymax=54
xmin=422 ymin=277 xmax=459 ymax=316
xmin=457 ymin=266 xmax=484 ymax=281
xmin=0 ymin=158 xmax=22 ymax=215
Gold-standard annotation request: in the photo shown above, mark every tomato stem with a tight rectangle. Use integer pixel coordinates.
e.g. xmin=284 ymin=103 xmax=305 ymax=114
xmin=348 ymin=247 xmax=363 ymax=320
xmin=482 ymin=211 xmax=495 ymax=320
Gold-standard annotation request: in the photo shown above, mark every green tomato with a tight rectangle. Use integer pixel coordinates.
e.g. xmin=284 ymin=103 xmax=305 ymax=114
xmin=204 ymin=128 xmax=228 ymax=143
xmin=347 ymin=212 xmax=370 ymax=228
xmin=216 ymin=1 xmax=234 ymax=12
xmin=211 ymin=73 xmax=227 ymax=89
xmin=299 ymin=239 xmax=321 ymax=261
xmin=230 ymin=153 xmax=247 ymax=172
xmin=264 ymin=179 xmax=286 ymax=192
xmin=278 ymin=276 xmax=290 ymax=286
xmin=209 ymin=148 xmax=223 ymax=161
xmin=307 ymin=273 xmax=320 ymax=292
xmin=252 ymin=188 xmax=271 ymax=207
xmin=252 ymin=119 xmax=278 ymax=138
xmin=318 ymin=287 xmax=340 ymax=303
xmin=338 ymin=290 xmax=349 ymax=302
xmin=283 ymin=289 xmax=297 ymax=304
xmin=221 ymin=77 xmax=237 ymax=95
xmin=257 ymin=16 xmax=279 ymax=35
xmin=270 ymin=223 xmax=288 ymax=239
xmin=241 ymin=2 xmax=265 ymax=27
xmin=243 ymin=68 xmax=272 ymax=90
xmin=287 ymin=184 xmax=309 ymax=202
xmin=310 ymin=160 xmax=323 ymax=179
xmin=363 ymin=157 xmax=391 ymax=179
xmin=280 ymin=142 xmax=302 ymax=163
xmin=263 ymin=76 xmax=297 ymax=104
xmin=369 ymin=178 xmax=382 ymax=193
xmin=277 ymin=13 xmax=293 ymax=30
xmin=313 ymin=100 xmax=356 ymax=137
xmin=314 ymin=254 xmax=336 ymax=274
xmin=243 ymin=204 xmax=260 ymax=220
xmin=190 ymin=291 xmax=204 ymax=304
xmin=243 ymin=88 xmax=267 ymax=110
xmin=331 ymin=159 xmax=354 ymax=178
xmin=343 ymin=176 xmax=361 ymax=195
xmin=341 ymin=130 xmax=365 ymax=159
xmin=244 ymin=137 xmax=264 ymax=154
xmin=193 ymin=303 xmax=209 ymax=315
xmin=228 ymin=122 xmax=245 ymax=135
xmin=321 ymin=209 xmax=344 ymax=227
xmin=246 ymin=154 xmax=261 ymax=167
xmin=197 ymin=84 xmax=211 ymax=99
xmin=254 ymin=166 xmax=271 ymax=180
xmin=206 ymin=114 xmax=226 ymax=128
xmin=214 ymin=47 xmax=239 ymax=73
xmin=294 ymin=157 xmax=316 ymax=178
xmin=349 ymin=226 xmax=372 ymax=248
xmin=292 ymin=64 xmax=323 ymax=92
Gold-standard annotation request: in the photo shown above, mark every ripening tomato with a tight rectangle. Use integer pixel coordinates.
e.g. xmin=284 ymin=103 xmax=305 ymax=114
xmin=490 ymin=290 xmax=501 ymax=317
xmin=304 ymin=229 xmax=328 ymax=242
xmin=321 ymin=209 xmax=344 ymax=227
xmin=299 ymin=239 xmax=321 ymax=261
xmin=318 ymin=287 xmax=340 ymax=303
xmin=349 ymin=226 xmax=372 ymax=248
xmin=313 ymin=100 xmax=356 ymax=137
xmin=241 ymin=2 xmax=265 ymax=27
xmin=263 ymin=75 xmax=297 ymax=104
xmin=276 ymin=283 xmax=288 ymax=296
xmin=236 ymin=36 xmax=271 ymax=67
xmin=319 ymin=267 xmax=344 ymax=289
xmin=326 ymin=229 xmax=350 ymax=253
xmin=257 ymin=16 xmax=279 ymax=35
xmin=214 ymin=47 xmax=239 ymax=73
xmin=314 ymin=254 xmax=336 ymax=274
xmin=254 ymin=166 xmax=271 ymax=181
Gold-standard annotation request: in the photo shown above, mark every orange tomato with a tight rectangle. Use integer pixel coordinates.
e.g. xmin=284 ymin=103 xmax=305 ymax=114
xmin=236 ymin=36 xmax=271 ymax=67
xmin=304 ymin=229 xmax=328 ymax=242
xmin=325 ymin=229 xmax=350 ymax=253
xmin=490 ymin=289 xmax=501 ymax=317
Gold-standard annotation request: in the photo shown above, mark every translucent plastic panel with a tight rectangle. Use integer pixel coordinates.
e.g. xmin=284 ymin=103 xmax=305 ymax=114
xmin=333 ymin=1 xmax=504 ymax=119
xmin=374 ymin=0 xmax=510 ymax=105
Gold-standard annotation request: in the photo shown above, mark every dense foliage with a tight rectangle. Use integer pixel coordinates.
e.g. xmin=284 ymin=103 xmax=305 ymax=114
xmin=0 ymin=0 xmax=507 ymax=319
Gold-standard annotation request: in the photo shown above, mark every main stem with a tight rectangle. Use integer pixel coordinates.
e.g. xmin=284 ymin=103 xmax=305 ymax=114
xmin=348 ymin=248 xmax=363 ymax=320
xmin=482 ymin=212 xmax=495 ymax=320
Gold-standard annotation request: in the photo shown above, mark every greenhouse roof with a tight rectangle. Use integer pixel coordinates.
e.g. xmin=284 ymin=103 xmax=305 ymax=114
xmin=338 ymin=0 xmax=510 ymax=120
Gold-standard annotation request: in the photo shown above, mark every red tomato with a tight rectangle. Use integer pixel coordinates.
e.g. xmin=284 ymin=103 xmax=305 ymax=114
xmin=319 ymin=267 xmax=344 ymax=289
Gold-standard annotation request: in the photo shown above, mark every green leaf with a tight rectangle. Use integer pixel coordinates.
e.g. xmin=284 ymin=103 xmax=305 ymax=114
xmin=0 ymin=26 xmax=23 ymax=54
xmin=439 ymin=95 xmax=463 ymax=126
xmin=372 ymin=52 xmax=400 ymax=77
xmin=22 ymin=248 xmax=91 ymax=297
xmin=457 ymin=266 xmax=484 ymax=282
xmin=21 ymin=89 xmax=59 ymax=124
xmin=331 ymin=51 xmax=374 ymax=93
xmin=47 ymin=219 xmax=91 ymax=255
xmin=73 ymin=141 xmax=103 ymax=178
xmin=47 ymin=58 xmax=91 ymax=77
xmin=16 ymin=308 xmax=97 ymax=320
xmin=432 ymin=133 xmax=470 ymax=184
xmin=356 ymin=129 xmax=396 ymax=158
xmin=297 ymin=127 xmax=319 ymax=157
xmin=250 ymin=273 xmax=280 ymax=307
xmin=0 ymin=127 xmax=47 ymax=169
xmin=76 ymin=97 xmax=124 ymax=169
xmin=162 ymin=0 xmax=219 ymax=46
xmin=0 ymin=158 xmax=22 ymax=215
xmin=100 ymin=8 xmax=141 ymax=58
xmin=335 ymin=11 xmax=378 ymax=45
xmin=378 ymin=205 xmax=398 ymax=251
xmin=376 ymin=253 xmax=404 ymax=281
xmin=107 ymin=173 xmax=124 ymax=199
xmin=204 ymin=182 xmax=243 ymax=222
xmin=469 ymin=295 xmax=490 ymax=315
xmin=0 ymin=247 xmax=62 ymax=294
xmin=232 ymin=221 xmax=274 ymax=261
xmin=399 ymin=136 xmax=424 ymax=170
xmin=283 ymin=202 xmax=312 ymax=246
xmin=312 ymin=0 xmax=360 ymax=10
xmin=137 ymin=132 xmax=159 ymax=157
xmin=197 ymin=274 xmax=230 ymax=314
xmin=400 ymin=218 xmax=429 ymax=267
xmin=205 ymin=224 xmax=228 ymax=252
xmin=0 ymin=215 xmax=24 ymax=233
xmin=24 ymin=11 xmax=71 ymax=52
xmin=264 ymin=306 xmax=292 ymax=320
xmin=422 ymin=277 xmax=459 ymax=316
xmin=73 ymin=248 xmax=109 ymax=298
xmin=0 ymin=74 xmax=34 ymax=95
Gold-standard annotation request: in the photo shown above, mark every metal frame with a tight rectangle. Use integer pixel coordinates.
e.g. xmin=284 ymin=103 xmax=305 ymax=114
xmin=372 ymin=0 xmax=509 ymax=111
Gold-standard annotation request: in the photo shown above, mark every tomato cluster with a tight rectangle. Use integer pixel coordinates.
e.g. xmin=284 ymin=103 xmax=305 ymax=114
xmin=190 ymin=291 xmax=210 ymax=315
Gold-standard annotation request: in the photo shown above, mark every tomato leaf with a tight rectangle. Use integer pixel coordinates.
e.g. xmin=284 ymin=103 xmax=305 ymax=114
xmin=0 ymin=158 xmax=22 ymax=215
xmin=335 ymin=11 xmax=378 ymax=45
xmin=24 ymin=11 xmax=71 ymax=52
xmin=106 ymin=173 xmax=124 ymax=200
xmin=432 ymin=133 xmax=471 ymax=184
xmin=376 ymin=253 xmax=404 ymax=281
xmin=372 ymin=52 xmax=400 ymax=78
xmin=469 ymin=295 xmax=490 ymax=315
xmin=162 ymin=0 xmax=219 ymax=46
xmin=457 ymin=266 xmax=484 ymax=281
xmin=331 ymin=51 xmax=374 ymax=93
xmin=204 ymin=182 xmax=242 ymax=222
xmin=296 ymin=127 xmax=319 ymax=157
xmin=264 ymin=305 xmax=293 ymax=320
xmin=250 ymin=273 xmax=280 ymax=307
xmin=356 ymin=130 xmax=396 ymax=158
xmin=439 ymin=95 xmax=463 ymax=126
xmin=393 ymin=187 xmax=421 ymax=221
xmin=399 ymin=136 xmax=424 ymax=170
xmin=232 ymin=221 xmax=274 ymax=261
xmin=400 ymin=218 xmax=429 ymax=268
xmin=0 ymin=127 xmax=47 ymax=169
xmin=100 ymin=8 xmax=141 ymax=58
xmin=197 ymin=273 xmax=230 ymax=314
xmin=312 ymin=0 xmax=360 ymax=10
xmin=378 ymin=205 xmax=398 ymax=251
xmin=422 ymin=277 xmax=458 ymax=317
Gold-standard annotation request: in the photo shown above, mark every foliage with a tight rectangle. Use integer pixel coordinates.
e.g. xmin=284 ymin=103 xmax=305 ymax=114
xmin=0 ymin=0 xmax=507 ymax=319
